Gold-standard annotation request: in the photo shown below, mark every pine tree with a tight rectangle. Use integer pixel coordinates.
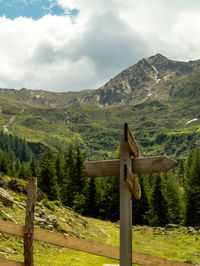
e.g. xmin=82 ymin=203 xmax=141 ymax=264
xmin=39 ymin=149 xmax=59 ymax=201
xmin=84 ymin=178 xmax=98 ymax=218
xmin=21 ymin=139 xmax=31 ymax=162
xmin=165 ymin=172 xmax=184 ymax=224
xmin=108 ymin=176 xmax=120 ymax=221
xmin=73 ymin=192 xmax=86 ymax=215
xmin=55 ymin=148 xmax=64 ymax=186
xmin=18 ymin=162 xmax=28 ymax=179
xmin=29 ymin=155 xmax=37 ymax=177
xmin=15 ymin=159 xmax=20 ymax=177
xmin=74 ymin=146 xmax=85 ymax=195
xmin=150 ymin=173 xmax=170 ymax=226
xmin=132 ymin=174 xmax=150 ymax=225
xmin=185 ymin=147 xmax=200 ymax=226
xmin=0 ymin=153 xmax=9 ymax=175
xmin=9 ymin=162 xmax=16 ymax=177
xmin=177 ymin=159 xmax=185 ymax=186
xmin=72 ymin=146 xmax=87 ymax=214
xmin=62 ymin=144 xmax=75 ymax=206
xmin=98 ymin=176 xmax=119 ymax=221
xmin=184 ymin=150 xmax=193 ymax=188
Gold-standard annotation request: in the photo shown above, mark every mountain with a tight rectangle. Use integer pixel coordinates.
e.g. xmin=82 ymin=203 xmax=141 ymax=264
xmin=1 ymin=53 xmax=200 ymax=108
xmin=91 ymin=53 xmax=200 ymax=106
xmin=0 ymin=54 xmax=200 ymax=160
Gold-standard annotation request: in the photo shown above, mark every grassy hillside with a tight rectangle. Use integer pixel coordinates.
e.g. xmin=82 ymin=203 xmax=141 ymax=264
xmin=0 ymin=176 xmax=200 ymax=265
xmin=0 ymin=55 xmax=200 ymax=160
xmin=0 ymin=97 xmax=199 ymax=160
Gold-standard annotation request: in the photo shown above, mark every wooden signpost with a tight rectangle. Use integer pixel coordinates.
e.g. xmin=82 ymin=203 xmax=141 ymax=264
xmin=85 ymin=123 xmax=177 ymax=266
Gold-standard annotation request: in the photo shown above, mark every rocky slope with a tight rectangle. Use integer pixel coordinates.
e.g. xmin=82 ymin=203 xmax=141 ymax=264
xmin=1 ymin=54 xmax=200 ymax=108
xmin=0 ymin=54 xmax=200 ymax=160
xmin=0 ymin=175 xmax=200 ymax=265
xmin=92 ymin=54 xmax=200 ymax=106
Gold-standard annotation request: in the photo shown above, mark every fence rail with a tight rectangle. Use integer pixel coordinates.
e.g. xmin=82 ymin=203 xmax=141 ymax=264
xmin=0 ymin=219 xmax=192 ymax=266
xmin=0 ymin=257 xmax=24 ymax=265
xmin=0 ymin=178 xmax=192 ymax=266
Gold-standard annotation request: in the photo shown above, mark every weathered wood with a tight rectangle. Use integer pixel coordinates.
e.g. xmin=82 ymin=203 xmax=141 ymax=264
xmin=85 ymin=160 xmax=120 ymax=177
xmin=24 ymin=178 xmax=37 ymax=266
xmin=0 ymin=220 xmax=24 ymax=237
xmin=0 ymin=220 xmax=192 ymax=266
xmin=120 ymin=134 xmax=132 ymax=266
xmin=124 ymin=123 xmax=140 ymax=157
xmin=133 ymin=156 xmax=177 ymax=174
xmin=124 ymin=165 xmax=141 ymax=200
xmin=0 ymin=257 xmax=24 ymax=265
xmin=85 ymin=123 xmax=178 ymax=265
xmin=86 ymin=156 xmax=177 ymax=177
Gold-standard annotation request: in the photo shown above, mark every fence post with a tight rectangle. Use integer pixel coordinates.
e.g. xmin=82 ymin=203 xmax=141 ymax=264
xmin=24 ymin=178 xmax=37 ymax=266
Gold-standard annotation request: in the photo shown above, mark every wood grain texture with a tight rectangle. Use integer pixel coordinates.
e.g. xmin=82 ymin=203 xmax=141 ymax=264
xmin=124 ymin=165 xmax=141 ymax=200
xmin=85 ymin=160 xmax=120 ymax=177
xmin=0 ymin=257 xmax=24 ymax=266
xmin=86 ymin=156 xmax=177 ymax=177
xmin=24 ymin=178 xmax=37 ymax=266
xmin=133 ymin=156 xmax=177 ymax=174
xmin=120 ymin=134 xmax=132 ymax=266
xmin=0 ymin=220 xmax=192 ymax=266
xmin=124 ymin=123 xmax=140 ymax=157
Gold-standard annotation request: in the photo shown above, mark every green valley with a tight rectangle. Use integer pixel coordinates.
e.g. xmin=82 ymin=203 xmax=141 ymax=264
xmin=0 ymin=54 xmax=200 ymax=265
xmin=0 ymin=54 xmax=200 ymax=160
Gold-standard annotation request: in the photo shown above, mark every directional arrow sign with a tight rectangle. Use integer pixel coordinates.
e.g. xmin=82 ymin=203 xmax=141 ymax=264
xmin=85 ymin=160 xmax=120 ymax=178
xmin=132 ymin=156 xmax=177 ymax=174
xmin=124 ymin=165 xmax=141 ymax=200
xmin=85 ymin=156 xmax=177 ymax=177
xmin=124 ymin=123 xmax=140 ymax=157
xmin=84 ymin=123 xmax=178 ymax=266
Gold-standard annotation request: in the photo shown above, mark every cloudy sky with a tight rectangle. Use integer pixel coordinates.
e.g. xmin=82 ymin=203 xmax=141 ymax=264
xmin=0 ymin=0 xmax=200 ymax=92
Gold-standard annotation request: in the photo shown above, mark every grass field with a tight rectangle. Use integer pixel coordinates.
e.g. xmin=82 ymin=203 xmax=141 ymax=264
xmin=0 ymin=177 xmax=199 ymax=265
xmin=1 ymin=223 xmax=200 ymax=265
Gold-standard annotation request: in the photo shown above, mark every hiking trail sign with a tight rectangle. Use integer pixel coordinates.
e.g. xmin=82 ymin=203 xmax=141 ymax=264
xmin=85 ymin=123 xmax=177 ymax=266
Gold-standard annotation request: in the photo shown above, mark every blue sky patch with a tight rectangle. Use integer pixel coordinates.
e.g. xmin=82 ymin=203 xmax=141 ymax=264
xmin=0 ymin=0 xmax=70 ymax=20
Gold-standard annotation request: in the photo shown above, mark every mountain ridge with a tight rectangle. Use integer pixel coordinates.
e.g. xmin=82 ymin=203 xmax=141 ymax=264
xmin=0 ymin=54 xmax=200 ymax=160
xmin=1 ymin=53 xmax=200 ymax=108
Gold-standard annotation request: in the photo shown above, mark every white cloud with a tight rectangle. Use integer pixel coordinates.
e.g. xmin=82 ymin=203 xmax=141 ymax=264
xmin=1 ymin=0 xmax=200 ymax=91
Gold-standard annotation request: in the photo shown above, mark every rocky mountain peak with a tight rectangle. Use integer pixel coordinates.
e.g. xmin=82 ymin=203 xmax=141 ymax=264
xmin=1 ymin=54 xmax=200 ymax=108
xmin=147 ymin=53 xmax=169 ymax=63
xmin=89 ymin=54 xmax=200 ymax=106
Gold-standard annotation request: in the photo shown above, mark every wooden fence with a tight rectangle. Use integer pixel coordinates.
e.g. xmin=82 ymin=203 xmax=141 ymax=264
xmin=0 ymin=178 xmax=192 ymax=266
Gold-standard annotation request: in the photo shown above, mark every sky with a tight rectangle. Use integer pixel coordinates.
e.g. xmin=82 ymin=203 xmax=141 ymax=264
xmin=0 ymin=0 xmax=200 ymax=92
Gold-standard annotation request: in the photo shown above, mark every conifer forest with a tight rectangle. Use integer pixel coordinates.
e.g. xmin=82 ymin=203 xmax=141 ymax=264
xmin=0 ymin=130 xmax=199 ymax=227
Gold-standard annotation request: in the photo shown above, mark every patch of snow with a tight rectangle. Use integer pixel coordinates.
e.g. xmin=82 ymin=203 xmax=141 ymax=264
xmin=64 ymin=112 xmax=70 ymax=123
xmin=152 ymin=65 xmax=158 ymax=75
xmin=151 ymin=65 xmax=160 ymax=83
xmin=185 ymin=118 xmax=198 ymax=126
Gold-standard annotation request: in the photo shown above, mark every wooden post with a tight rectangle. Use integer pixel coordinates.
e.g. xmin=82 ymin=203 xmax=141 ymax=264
xmin=24 ymin=178 xmax=37 ymax=266
xmin=85 ymin=123 xmax=177 ymax=265
xmin=120 ymin=134 xmax=132 ymax=266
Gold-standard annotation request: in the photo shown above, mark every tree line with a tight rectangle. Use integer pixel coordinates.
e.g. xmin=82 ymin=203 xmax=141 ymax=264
xmin=0 ymin=136 xmax=199 ymax=226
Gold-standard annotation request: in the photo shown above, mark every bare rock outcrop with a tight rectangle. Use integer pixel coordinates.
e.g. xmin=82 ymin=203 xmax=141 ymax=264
xmin=0 ymin=188 xmax=14 ymax=206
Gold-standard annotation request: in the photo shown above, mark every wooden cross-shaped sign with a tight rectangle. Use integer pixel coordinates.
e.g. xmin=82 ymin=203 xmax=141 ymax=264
xmin=85 ymin=123 xmax=177 ymax=266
